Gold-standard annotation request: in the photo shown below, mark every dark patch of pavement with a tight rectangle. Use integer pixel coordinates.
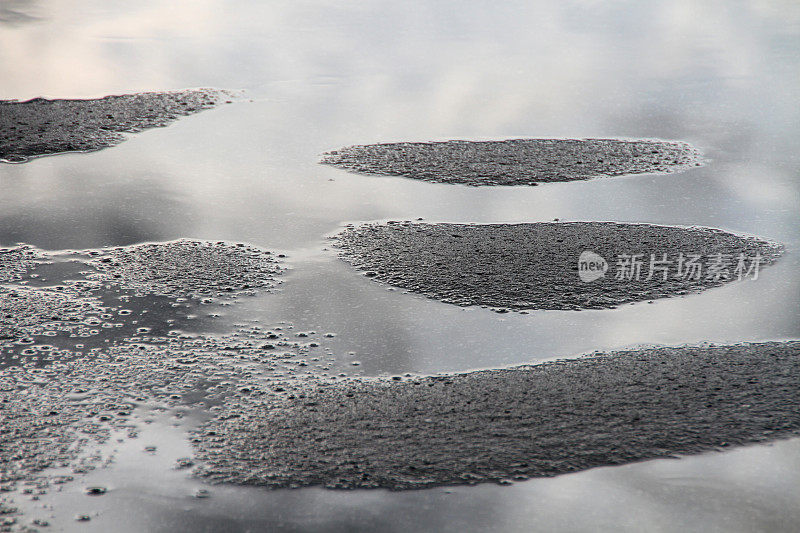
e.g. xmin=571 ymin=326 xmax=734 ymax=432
xmin=194 ymin=341 xmax=800 ymax=490
xmin=321 ymin=138 xmax=702 ymax=186
xmin=0 ymin=89 xmax=228 ymax=163
xmin=334 ymin=222 xmax=782 ymax=311
xmin=85 ymin=239 xmax=282 ymax=301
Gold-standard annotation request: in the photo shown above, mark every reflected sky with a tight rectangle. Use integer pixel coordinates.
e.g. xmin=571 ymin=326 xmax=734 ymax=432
xmin=0 ymin=0 xmax=39 ymax=26
xmin=1 ymin=0 xmax=799 ymax=531
xmin=0 ymin=166 xmax=197 ymax=249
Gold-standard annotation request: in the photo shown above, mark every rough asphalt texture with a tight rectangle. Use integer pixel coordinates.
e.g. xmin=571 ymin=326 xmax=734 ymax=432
xmin=0 ymin=245 xmax=44 ymax=283
xmin=334 ymin=222 xmax=782 ymax=311
xmin=0 ymin=89 xmax=225 ymax=163
xmin=320 ymin=138 xmax=703 ymax=186
xmin=86 ymin=239 xmax=282 ymax=300
xmin=194 ymin=341 xmax=800 ymax=490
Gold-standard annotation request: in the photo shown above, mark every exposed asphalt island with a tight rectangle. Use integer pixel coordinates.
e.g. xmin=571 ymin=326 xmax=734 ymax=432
xmin=86 ymin=239 xmax=282 ymax=300
xmin=193 ymin=341 xmax=800 ymax=490
xmin=0 ymin=88 xmax=228 ymax=163
xmin=334 ymin=222 xmax=783 ymax=311
xmin=320 ymin=138 xmax=703 ymax=186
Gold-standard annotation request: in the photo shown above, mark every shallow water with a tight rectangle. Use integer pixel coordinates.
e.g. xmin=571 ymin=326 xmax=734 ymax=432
xmin=1 ymin=1 xmax=799 ymax=531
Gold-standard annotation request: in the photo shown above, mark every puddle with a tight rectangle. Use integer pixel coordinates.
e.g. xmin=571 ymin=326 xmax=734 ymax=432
xmin=9 ymin=430 xmax=800 ymax=533
xmin=1 ymin=0 xmax=798 ymax=531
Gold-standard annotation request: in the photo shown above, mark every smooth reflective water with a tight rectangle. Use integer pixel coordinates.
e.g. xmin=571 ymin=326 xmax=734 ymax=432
xmin=2 ymin=1 xmax=799 ymax=531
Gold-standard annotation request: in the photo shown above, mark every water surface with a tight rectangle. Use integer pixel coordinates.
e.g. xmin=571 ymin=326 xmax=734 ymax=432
xmin=1 ymin=1 xmax=799 ymax=531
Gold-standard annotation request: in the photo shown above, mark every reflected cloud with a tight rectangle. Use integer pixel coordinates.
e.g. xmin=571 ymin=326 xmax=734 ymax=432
xmin=232 ymin=259 xmax=420 ymax=376
xmin=0 ymin=167 xmax=196 ymax=249
xmin=1 ymin=2 xmax=799 ymax=530
xmin=0 ymin=0 xmax=39 ymax=26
